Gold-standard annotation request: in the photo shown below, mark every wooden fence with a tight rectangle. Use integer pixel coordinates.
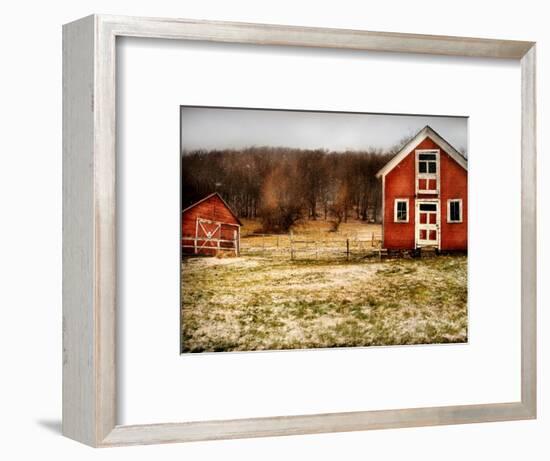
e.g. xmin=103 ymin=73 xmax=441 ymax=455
xmin=240 ymin=231 xmax=384 ymax=260
xmin=181 ymin=235 xmax=239 ymax=256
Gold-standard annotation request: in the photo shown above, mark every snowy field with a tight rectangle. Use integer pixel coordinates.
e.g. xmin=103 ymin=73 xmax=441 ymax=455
xmin=180 ymin=249 xmax=467 ymax=353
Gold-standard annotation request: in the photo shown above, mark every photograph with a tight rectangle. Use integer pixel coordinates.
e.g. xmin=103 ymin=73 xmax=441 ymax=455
xmin=180 ymin=107 xmax=468 ymax=353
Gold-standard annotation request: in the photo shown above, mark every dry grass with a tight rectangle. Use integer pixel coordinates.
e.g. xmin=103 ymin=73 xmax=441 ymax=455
xmin=240 ymin=219 xmax=383 ymax=259
xmin=181 ymin=254 xmax=468 ymax=353
xmin=241 ymin=217 xmax=381 ymax=238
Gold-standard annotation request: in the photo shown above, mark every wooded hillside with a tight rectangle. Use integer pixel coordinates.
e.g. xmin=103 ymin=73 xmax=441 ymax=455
xmin=181 ymin=147 xmax=394 ymax=232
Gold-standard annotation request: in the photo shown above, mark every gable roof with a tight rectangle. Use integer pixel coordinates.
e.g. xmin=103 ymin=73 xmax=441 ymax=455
xmin=376 ymin=125 xmax=467 ymax=178
xmin=182 ymin=192 xmax=243 ymax=226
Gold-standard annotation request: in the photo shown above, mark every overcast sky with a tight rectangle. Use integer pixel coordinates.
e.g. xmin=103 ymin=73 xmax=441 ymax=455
xmin=180 ymin=107 xmax=468 ymax=155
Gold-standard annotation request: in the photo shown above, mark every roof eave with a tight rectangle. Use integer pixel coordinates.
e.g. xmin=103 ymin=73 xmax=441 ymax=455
xmin=182 ymin=192 xmax=243 ymax=226
xmin=375 ymin=125 xmax=467 ymax=178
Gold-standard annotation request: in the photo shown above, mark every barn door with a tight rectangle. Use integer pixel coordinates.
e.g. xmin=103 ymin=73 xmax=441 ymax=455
xmin=416 ymin=201 xmax=439 ymax=248
xmin=195 ymin=218 xmax=222 ymax=254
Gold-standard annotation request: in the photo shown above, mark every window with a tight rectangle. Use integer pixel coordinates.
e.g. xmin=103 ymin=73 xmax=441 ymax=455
xmin=447 ymin=199 xmax=462 ymax=223
xmin=394 ymin=199 xmax=408 ymax=223
xmin=418 ymin=153 xmax=437 ymax=174
xmin=416 ymin=150 xmax=439 ymax=194
xmin=419 ymin=203 xmax=437 ymax=212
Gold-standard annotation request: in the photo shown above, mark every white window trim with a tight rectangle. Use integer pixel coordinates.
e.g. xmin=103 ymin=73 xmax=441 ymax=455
xmin=394 ymin=198 xmax=409 ymax=223
xmin=415 ymin=149 xmax=440 ymax=195
xmin=447 ymin=198 xmax=463 ymax=223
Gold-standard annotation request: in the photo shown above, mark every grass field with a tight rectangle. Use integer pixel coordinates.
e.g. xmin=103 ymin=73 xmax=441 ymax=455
xmin=181 ymin=222 xmax=468 ymax=352
xmin=239 ymin=219 xmax=382 ymax=258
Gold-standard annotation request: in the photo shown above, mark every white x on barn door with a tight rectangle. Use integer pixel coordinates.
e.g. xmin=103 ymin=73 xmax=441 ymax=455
xmin=195 ymin=218 xmax=222 ymax=253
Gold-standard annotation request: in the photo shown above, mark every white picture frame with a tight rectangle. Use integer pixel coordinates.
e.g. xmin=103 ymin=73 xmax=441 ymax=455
xmin=62 ymin=14 xmax=536 ymax=447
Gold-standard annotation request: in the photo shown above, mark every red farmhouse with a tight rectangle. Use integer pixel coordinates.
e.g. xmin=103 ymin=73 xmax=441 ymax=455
xmin=376 ymin=126 xmax=467 ymax=252
xmin=181 ymin=192 xmax=242 ymax=256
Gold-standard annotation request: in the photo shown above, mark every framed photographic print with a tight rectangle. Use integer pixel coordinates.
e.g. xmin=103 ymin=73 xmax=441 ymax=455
xmin=63 ymin=15 xmax=536 ymax=447
xmin=179 ymin=108 xmax=469 ymax=353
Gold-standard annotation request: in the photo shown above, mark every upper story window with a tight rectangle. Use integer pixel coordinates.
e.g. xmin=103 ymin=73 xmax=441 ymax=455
xmin=416 ymin=150 xmax=439 ymax=194
xmin=418 ymin=153 xmax=437 ymax=173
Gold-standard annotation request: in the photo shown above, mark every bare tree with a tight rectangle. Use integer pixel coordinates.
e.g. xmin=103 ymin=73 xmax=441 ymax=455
xmin=259 ymin=162 xmax=303 ymax=233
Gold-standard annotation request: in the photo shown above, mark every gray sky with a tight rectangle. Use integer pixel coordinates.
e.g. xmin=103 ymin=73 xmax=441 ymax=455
xmin=181 ymin=107 xmax=468 ymax=155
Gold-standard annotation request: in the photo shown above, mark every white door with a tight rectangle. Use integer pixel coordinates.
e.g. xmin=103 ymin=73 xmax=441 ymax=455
xmin=416 ymin=201 xmax=439 ymax=247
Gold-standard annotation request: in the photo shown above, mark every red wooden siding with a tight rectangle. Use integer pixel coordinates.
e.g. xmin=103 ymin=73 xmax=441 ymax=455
xmin=439 ymin=150 xmax=468 ymax=250
xmin=382 ymin=136 xmax=467 ymax=251
xmin=383 ymin=146 xmax=416 ymax=250
xmin=181 ymin=193 xmax=241 ymax=256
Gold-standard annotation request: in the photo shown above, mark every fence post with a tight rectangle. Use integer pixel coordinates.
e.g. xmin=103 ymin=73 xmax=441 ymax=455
xmin=276 ymin=235 xmax=279 ymax=248
xmin=346 ymin=238 xmax=350 ymax=261
xmin=290 ymin=230 xmax=294 ymax=261
xmin=194 ymin=218 xmax=199 ymax=254
xmin=372 ymin=231 xmax=375 ymax=246
xmin=237 ymin=226 xmax=241 ymax=256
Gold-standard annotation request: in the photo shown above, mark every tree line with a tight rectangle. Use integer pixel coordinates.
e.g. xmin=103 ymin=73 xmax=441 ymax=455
xmin=181 ymin=146 xmax=396 ymax=233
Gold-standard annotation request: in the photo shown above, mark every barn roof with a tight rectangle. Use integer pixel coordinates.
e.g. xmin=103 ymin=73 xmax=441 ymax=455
xmin=182 ymin=192 xmax=243 ymax=226
xmin=376 ymin=125 xmax=467 ymax=178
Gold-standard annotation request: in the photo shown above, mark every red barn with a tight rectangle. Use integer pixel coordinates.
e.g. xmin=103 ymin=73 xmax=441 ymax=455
xmin=181 ymin=192 xmax=242 ymax=256
xmin=376 ymin=126 xmax=467 ymax=252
